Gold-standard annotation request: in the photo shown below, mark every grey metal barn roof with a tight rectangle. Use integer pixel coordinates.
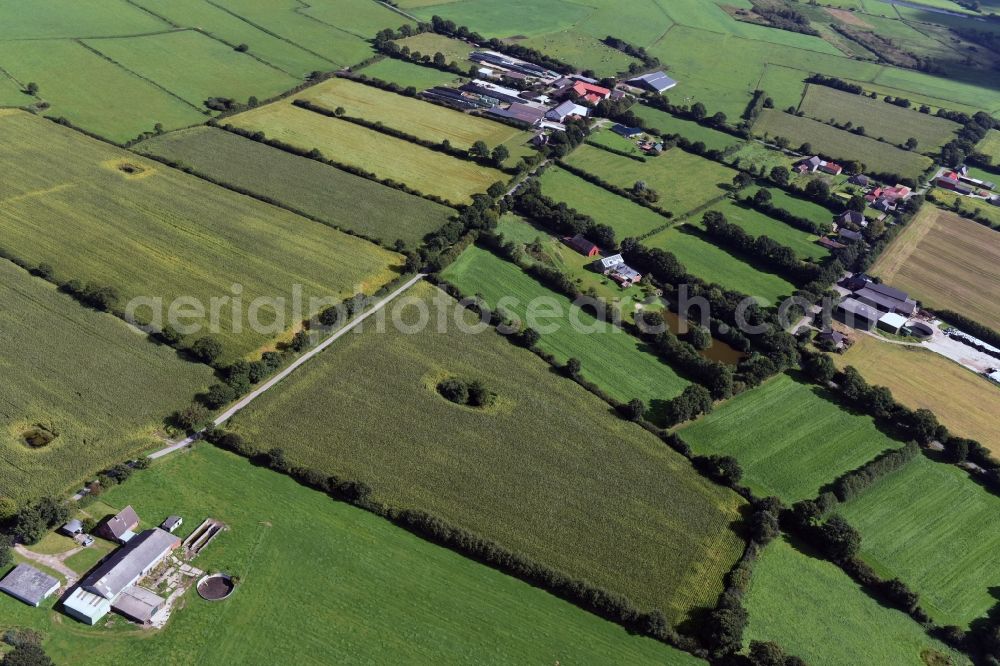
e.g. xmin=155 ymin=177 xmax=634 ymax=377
xmin=837 ymin=298 xmax=879 ymax=321
xmin=865 ymin=282 xmax=909 ymax=303
xmin=630 ymin=71 xmax=677 ymax=92
xmin=84 ymin=528 xmax=180 ymax=600
xmin=0 ymin=564 xmax=60 ymax=606
xmin=486 ymin=103 xmax=546 ymax=124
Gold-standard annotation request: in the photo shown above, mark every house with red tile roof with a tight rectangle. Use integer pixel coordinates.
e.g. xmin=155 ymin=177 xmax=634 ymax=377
xmin=570 ymin=81 xmax=611 ymax=104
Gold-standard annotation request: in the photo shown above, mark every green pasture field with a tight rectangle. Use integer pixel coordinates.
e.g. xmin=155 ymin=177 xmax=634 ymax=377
xmin=0 ymin=110 xmax=401 ymax=363
xmin=841 ymin=455 xmax=1000 ymax=628
xmin=228 ymin=281 xmax=746 ymax=624
xmin=0 ymin=260 xmax=213 ymax=506
xmin=1 ymin=445 xmax=702 ymax=665
xmin=84 ymin=30 xmax=298 ymax=108
xmin=727 ymin=142 xmax=796 ymax=174
xmin=521 ymin=30 xmax=637 ymax=77
xmin=587 ymin=127 xmax=647 ymax=156
xmin=798 ymin=84 xmax=960 ymax=149
xmin=631 ymin=106 xmax=742 ymax=152
xmin=756 ymin=64 xmax=811 ymax=115
xmin=571 ymin=0 xmax=674 ymax=47
xmin=643 ymin=225 xmax=796 ymax=304
xmin=0 ymin=0 xmax=165 ymax=38
xmin=442 ymin=245 xmax=690 ymax=406
xmin=0 ymin=41 xmax=205 ymax=142
xmin=744 ymin=538 xmax=970 ymax=665
xmin=680 ymin=373 xmax=902 ymax=502
xmin=410 ymin=0 xmax=592 ymax=38
xmin=292 ymin=0 xmax=413 ymax=38
xmin=538 ymin=165 xmax=671 ymax=239
xmin=228 ymin=101 xmax=507 ymax=203
xmin=130 ymin=0 xmax=332 ymax=76
xmin=709 ymin=199 xmax=828 ymax=260
xmin=359 ymin=57 xmax=463 ymax=89
xmin=563 ymin=144 xmax=737 ymax=217
xmin=753 ymin=109 xmax=933 ymax=180
xmin=764 ymin=187 xmax=836 ymax=223
xmin=209 ymin=0 xmax=374 ymax=66
xmin=0 ymin=73 xmax=26 ymax=106
xmin=297 ymin=77 xmax=531 ymax=152
xmin=135 ymin=126 xmax=453 ymax=248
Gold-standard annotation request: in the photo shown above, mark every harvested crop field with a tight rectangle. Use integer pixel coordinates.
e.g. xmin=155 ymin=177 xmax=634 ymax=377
xmin=753 ymin=109 xmax=933 ymax=181
xmin=840 ymin=454 xmax=1000 ymax=628
xmin=297 ymin=77 xmax=531 ymax=151
xmin=0 ymin=260 xmax=212 ymax=505
xmin=832 ymin=334 xmax=1000 ymax=453
xmin=798 ymin=84 xmax=960 ymax=150
xmin=744 ymin=537 xmax=969 ymax=665
xmin=871 ymin=207 xmax=1000 ymax=330
xmin=136 ymin=126 xmax=452 ymax=248
xmin=563 ymin=144 xmax=737 ymax=217
xmin=227 ymin=102 xmax=507 ymax=204
xmin=0 ymin=110 xmax=401 ymax=363
xmin=680 ymin=373 xmax=902 ymax=503
xmin=228 ymin=281 xmax=746 ymax=624
xmin=442 ymin=246 xmax=689 ymax=406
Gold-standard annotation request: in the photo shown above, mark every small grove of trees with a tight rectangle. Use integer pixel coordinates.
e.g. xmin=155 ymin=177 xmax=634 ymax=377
xmin=437 ymin=378 xmax=496 ymax=408
xmin=3 ymin=496 xmax=69 ymax=546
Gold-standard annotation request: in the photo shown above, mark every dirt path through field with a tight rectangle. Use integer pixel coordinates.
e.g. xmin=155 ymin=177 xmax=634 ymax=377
xmin=14 ymin=544 xmax=81 ymax=586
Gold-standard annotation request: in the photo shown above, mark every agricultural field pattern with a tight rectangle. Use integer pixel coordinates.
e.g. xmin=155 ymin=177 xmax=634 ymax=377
xmin=0 ymin=1 xmax=998 ymax=665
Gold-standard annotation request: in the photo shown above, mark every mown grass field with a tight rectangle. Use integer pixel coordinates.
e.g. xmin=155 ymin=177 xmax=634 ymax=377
xmin=0 ymin=260 xmax=213 ymax=506
xmin=297 ymin=77 xmax=531 ymax=152
xmin=744 ymin=538 xmax=970 ymax=665
xmin=563 ymin=144 xmax=737 ymax=217
xmin=631 ymin=106 xmax=742 ymax=152
xmin=0 ymin=41 xmax=205 ymax=141
xmin=832 ymin=334 xmax=1000 ymax=453
xmin=83 ymin=30 xmax=298 ymax=108
xmin=521 ymin=29 xmax=636 ymax=77
xmin=539 ymin=165 xmax=670 ymax=239
xmin=0 ymin=110 xmax=401 ymax=363
xmin=1 ymin=445 xmax=701 ymax=665
xmin=841 ymin=455 xmax=1000 ymax=628
xmin=360 ymin=57 xmax=463 ymax=89
xmin=871 ymin=207 xmax=1000 ymax=330
xmin=931 ymin=187 xmax=1000 ymax=230
xmin=643 ymin=226 xmax=796 ymax=304
xmin=396 ymin=32 xmax=476 ymax=67
xmin=228 ymin=102 xmax=507 ymax=203
xmin=753 ymin=109 xmax=933 ymax=181
xmin=410 ymin=0 xmax=591 ymax=38
xmin=710 ymin=199 xmax=828 ymax=260
xmin=764 ymin=186 xmax=836 ymax=223
xmin=680 ymin=373 xmax=902 ymax=503
xmin=728 ymin=142 xmax=796 ymax=175
xmin=228 ymin=281 xmax=746 ymax=623
xmin=136 ymin=126 xmax=452 ymax=248
xmin=0 ymin=73 xmax=26 ymax=105
xmin=798 ymin=84 xmax=960 ymax=149
xmin=442 ymin=246 xmax=690 ymax=406
xmin=0 ymin=0 xmax=164 ymax=38
xmin=131 ymin=0 xmax=331 ymax=76
xmin=587 ymin=127 xmax=647 ymax=156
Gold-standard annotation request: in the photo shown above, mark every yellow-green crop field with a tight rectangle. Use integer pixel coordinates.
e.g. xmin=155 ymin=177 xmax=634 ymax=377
xmin=298 ymin=77 xmax=532 ymax=152
xmin=227 ymin=281 xmax=747 ymax=624
xmin=0 ymin=260 xmax=213 ymax=506
xmin=228 ymin=101 xmax=507 ymax=204
xmin=0 ymin=110 xmax=401 ymax=363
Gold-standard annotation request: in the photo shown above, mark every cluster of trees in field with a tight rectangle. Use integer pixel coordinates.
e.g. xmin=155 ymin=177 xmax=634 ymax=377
xmin=290 ymin=98 xmax=515 ymax=171
xmin=745 ymin=2 xmax=818 ymax=36
xmin=436 ymin=377 xmax=495 ymax=407
xmin=632 ymin=312 xmax=735 ymax=400
xmin=700 ymin=210 xmax=821 ymax=284
xmin=942 ymin=111 xmax=998 ymax=170
xmin=601 ymin=36 xmax=660 ymax=73
xmin=1 ymin=628 xmax=54 ymax=666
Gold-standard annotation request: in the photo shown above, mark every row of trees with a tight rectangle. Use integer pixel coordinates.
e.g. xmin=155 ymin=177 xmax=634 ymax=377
xmin=701 ymin=210 xmax=820 ymax=285
xmin=554 ymin=159 xmax=674 ymax=218
xmin=745 ymin=188 xmax=832 ymax=236
xmin=513 ymin=180 xmax=618 ymax=249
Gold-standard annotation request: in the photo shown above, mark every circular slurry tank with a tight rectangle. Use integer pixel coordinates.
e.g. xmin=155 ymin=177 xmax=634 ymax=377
xmin=197 ymin=574 xmax=236 ymax=601
xmin=908 ymin=321 xmax=934 ymax=339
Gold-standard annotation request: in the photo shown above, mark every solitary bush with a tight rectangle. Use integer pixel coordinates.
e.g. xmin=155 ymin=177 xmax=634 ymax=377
xmin=437 ymin=378 xmax=469 ymax=404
